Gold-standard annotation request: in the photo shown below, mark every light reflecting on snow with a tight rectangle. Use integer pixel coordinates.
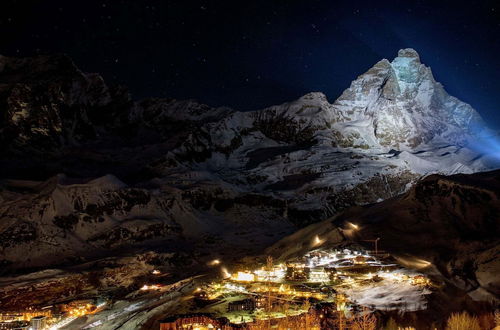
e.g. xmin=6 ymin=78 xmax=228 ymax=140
xmin=468 ymin=132 xmax=500 ymax=161
xmin=341 ymin=270 xmax=432 ymax=311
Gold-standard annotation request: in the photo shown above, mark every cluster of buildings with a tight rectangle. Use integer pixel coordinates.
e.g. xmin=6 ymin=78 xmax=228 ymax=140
xmin=0 ymin=308 xmax=54 ymax=330
xmin=0 ymin=299 xmax=105 ymax=330
xmin=228 ymin=249 xmax=397 ymax=285
xmin=160 ymin=307 xmax=323 ymax=330
xmin=182 ymin=248 xmax=433 ymax=329
xmin=226 ymin=248 xmax=392 ymax=285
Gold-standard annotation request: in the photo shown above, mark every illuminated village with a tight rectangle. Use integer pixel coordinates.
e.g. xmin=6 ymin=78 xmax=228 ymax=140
xmin=160 ymin=236 xmax=434 ymax=329
xmin=0 ymin=233 xmax=434 ymax=330
xmin=0 ymin=299 xmax=107 ymax=330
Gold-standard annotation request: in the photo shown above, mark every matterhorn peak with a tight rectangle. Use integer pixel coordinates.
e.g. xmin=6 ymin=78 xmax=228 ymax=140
xmin=328 ymin=47 xmax=485 ymax=149
xmin=390 ymin=48 xmax=427 ymax=86
xmin=396 ymin=48 xmax=420 ymax=61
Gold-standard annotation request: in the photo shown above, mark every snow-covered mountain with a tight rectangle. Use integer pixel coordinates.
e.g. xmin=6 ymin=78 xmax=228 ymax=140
xmin=0 ymin=49 xmax=498 ymax=271
xmin=161 ymin=48 xmax=497 ymax=215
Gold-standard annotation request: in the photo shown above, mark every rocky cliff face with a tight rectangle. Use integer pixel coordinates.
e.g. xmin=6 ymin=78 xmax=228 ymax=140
xmin=331 ymin=48 xmax=484 ymax=149
xmin=0 ymin=54 xmax=130 ymax=153
xmin=0 ymin=49 xmax=498 ymax=272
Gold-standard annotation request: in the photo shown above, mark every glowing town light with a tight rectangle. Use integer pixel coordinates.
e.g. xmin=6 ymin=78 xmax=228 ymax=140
xmin=413 ymin=258 xmax=432 ymax=268
xmin=348 ymin=222 xmax=359 ymax=230
xmin=231 ymin=271 xmax=255 ymax=282
xmin=411 ymin=275 xmax=431 ymax=286
xmin=152 ymin=270 xmax=161 ymax=275
xmin=140 ymin=284 xmax=161 ymax=291
xmin=395 ymin=256 xmax=433 ymax=269
xmin=209 ymin=259 xmax=221 ymax=266
xmin=221 ymin=267 xmax=231 ymax=279
xmin=312 ymin=235 xmax=324 ymax=247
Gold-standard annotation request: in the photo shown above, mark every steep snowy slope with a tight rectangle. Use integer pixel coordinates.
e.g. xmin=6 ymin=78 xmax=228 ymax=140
xmin=0 ymin=174 xmax=293 ymax=270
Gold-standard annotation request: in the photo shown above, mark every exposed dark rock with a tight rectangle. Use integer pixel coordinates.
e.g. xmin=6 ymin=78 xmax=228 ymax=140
xmin=0 ymin=222 xmax=37 ymax=248
xmin=53 ymin=214 xmax=79 ymax=230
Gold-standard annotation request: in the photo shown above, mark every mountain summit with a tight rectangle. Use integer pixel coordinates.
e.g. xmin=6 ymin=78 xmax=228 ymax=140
xmin=263 ymin=48 xmax=485 ymax=151
xmin=369 ymin=48 xmax=483 ymax=148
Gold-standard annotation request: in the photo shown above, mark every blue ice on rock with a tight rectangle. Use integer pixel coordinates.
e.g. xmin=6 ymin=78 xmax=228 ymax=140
xmin=391 ymin=48 xmax=421 ymax=85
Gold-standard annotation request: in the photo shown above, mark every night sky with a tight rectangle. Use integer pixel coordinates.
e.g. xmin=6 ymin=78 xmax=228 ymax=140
xmin=1 ymin=0 xmax=499 ymax=128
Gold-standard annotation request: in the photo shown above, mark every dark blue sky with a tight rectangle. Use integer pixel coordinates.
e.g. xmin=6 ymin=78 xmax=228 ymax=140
xmin=1 ymin=0 xmax=499 ymax=127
